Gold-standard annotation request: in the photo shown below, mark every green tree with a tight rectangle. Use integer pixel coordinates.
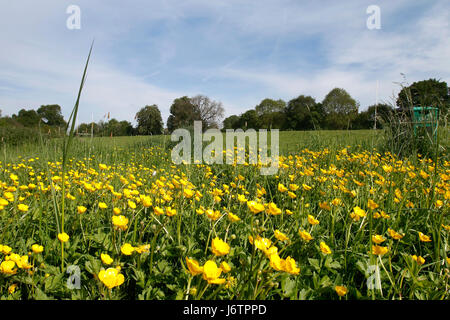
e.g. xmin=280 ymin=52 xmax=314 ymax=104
xmin=396 ymin=78 xmax=449 ymax=117
xmin=322 ymin=88 xmax=359 ymax=130
xmin=190 ymin=95 xmax=225 ymax=129
xmin=37 ymin=104 xmax=66 ymax=127
xmin=222 ymin=115 xmax=241 ymax=130
xmin=167 ymin=96 xmax=200 ymax=132
xmin=237 ymin=109 xmax=260 ymax=129
xmin=136 ymin=105 xmax=163 ymax=135
xmin=255 ymin=98 xmax=287 ymax=129
xmin=12 ymin=109 xmax=41 ymax=127
xmin=284 ymin=95 xmax=322 ymax=130
xmin=352 ymin=104 xmax=392 ymax=129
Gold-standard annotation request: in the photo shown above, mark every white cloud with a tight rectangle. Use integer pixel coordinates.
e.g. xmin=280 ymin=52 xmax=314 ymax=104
xmin=0 ymin=0 xmax=448 ymax=125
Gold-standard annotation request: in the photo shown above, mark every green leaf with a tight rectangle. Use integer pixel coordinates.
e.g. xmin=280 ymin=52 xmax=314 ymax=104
xmin=298 ymin=288 xmax=311 ymax=300
xmin=325 ymin=257 xmax=341 ymax=270
xmin=175 ymin=290 xmax=184 ymax=300
xmin=281 ymin=276 xmax=296 ymax=298
xmin=45 ymin=272 xmax=65 ymax=292
xmin=308 ymin=258 xmax=320 ymax=271
xmin=356 ymin=260 xmax=368 ymax=275
xmin=319 ymin=275 xmax=332 ymax=288
xmin=133 ymin=269 xmax=146 ymax=289
xmin=34 ymin=287 xmax=52 ymax=300
xmin=85 ymin=258 xmax=101 ymax=276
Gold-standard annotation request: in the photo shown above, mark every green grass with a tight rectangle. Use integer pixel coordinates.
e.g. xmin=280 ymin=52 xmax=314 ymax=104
xmin=0 ymin=128 xmax=448 ymax=300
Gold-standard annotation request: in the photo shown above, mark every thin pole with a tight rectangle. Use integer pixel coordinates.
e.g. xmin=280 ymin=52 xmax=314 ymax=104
xmin=91 ymin=112 xmax=94 ymax=139
xmin=374 ymin=80 xmax=379 ymax=130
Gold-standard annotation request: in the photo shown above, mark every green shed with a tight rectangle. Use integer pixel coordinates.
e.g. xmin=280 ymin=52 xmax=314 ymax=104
xmin=412 ymin=106 xmax=439 ymax=141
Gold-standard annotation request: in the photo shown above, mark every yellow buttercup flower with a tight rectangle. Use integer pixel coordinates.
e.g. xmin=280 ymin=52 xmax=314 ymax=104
xmin=202 ymin=260 xmax=224 ymax=284
xmin=0 ymin=245 xmax=12 ymax=254
xmin=121 ymin=243 xmax=135 ymax=255
xmin=183 ymin=188 xmax=194 ymax=199
xmin=113 ymin=207 xmax=121 ymax=215
xmin=206 ymin=209 xmax=221 ymax=221
xmin=166 ymin=207 xmax=177 ymax=216
xmin=268 ymin=252 xmax=285 ymax=271
xmin=331 ymin=198 xmax=342 ymax=206
xmin=8 ymin=283 xmax=18 ymax=294
xmin=31 ymin=244 xmax=44 ymax=254
xmin=287 ymin=191 xmax=297 ymax=199
xmin=0 ymin=260 xmax=17 ymax=275
xmin=320 ymin=241 xmax=332 ymax=255
xmin=237 ymin=194 xmax=247 ymax=203
xmin=112 ymin=215 xmax=129 ymax=231
xmin=350 ymin=206 xmax=366 ymax=222
xmin=335 ymin=285 xmax=348 ymax=297
xmin=387 ymin=228 xmax=404 ymax=240
xmin=211 ymin=237 xmax=230 ymax=256
xmin=299 ymin=229 xmax=313 ymax=242
xmin=274 ymin=229 xmax=289 ymax=242
xmin=371 ymin=245 xmax=389 ymax=256
xmin=247 ymin=201 xmax=265 ymax=214
xmin=220 ymin=261 xmax=231 ymax=273
xmin=99 ymin=202 xmax=108 ymax=209
xmin=318 ymin=201 xmax=331 ymax=211
xmin=278 ymin=183 xmax=288 ymax=193
xmin=372 ymin=235 xmax=385 ymax=244
xmin=135 ymin=244 xmax=150 ymax=254
xmin=227 ymin=212 xmax=241 ymax=222
xmin=98 ymin=267 xmax=125 ymax=289
xmin=57 ymin=232 xmax=69 ymax=243
xmin=186 ymin=257 xmax=203 ymax=276
xmin=17 ymin=204 xmax=29 ymax=212
xmin=283 ymin=256 xmax=300 ymax=275
xmin=367 ymin=199 xmax=379 ymax=210
xmin=128 ymin=200 xmax=136 ymax=209
xmin=411 ymin=255 xmax=425 ymax=265
xmin=307 ymin=215 xmax=319 ymax=225
xmin=77 ymin=206 xmax=87 ymax=214
xmin=141 ymin=195 xmax=152 ymax=207
xmin=101 ymin=253 xmax=114 ymax=265
xmin=418 ymin=232 xmax=431 ymax=242
xmin=153 ymin=206 xmax=164 ymax=215
xmin=266 ymin=202 xmax=282 ymax=215
xmin=253 ymin=236 xmax=272 ymax=254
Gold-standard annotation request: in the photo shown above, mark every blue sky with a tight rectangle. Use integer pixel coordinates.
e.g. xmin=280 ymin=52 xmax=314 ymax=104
xmin=0 ymin=0 xmax=449 ymax=126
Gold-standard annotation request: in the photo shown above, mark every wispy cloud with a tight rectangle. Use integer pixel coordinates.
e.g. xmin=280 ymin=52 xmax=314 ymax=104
xmin=0 ymin=0 xmax=448 ymax=123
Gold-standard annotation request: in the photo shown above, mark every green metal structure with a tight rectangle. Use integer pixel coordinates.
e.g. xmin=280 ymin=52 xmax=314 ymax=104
xmin=412 ymin=106 xmax=439 ymax=141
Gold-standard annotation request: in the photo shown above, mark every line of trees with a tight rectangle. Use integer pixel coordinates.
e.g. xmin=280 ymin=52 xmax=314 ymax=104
xmin=223 ymin=79 xmax=449 ymax=131
xmin=223 ymin=89 xmax=393 ymax=131
xmin=2 ymin=78 xmax=447 ymax=138
xmin=75 ymin=94 xmax=225 ymax=137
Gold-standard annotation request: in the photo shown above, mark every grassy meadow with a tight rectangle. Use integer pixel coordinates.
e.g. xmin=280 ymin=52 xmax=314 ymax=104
xmin=0 ymin=129 xmax=449 ymax=300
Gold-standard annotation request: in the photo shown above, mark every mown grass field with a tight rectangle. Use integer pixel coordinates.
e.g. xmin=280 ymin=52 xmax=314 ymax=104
xmin=0 ymin=129 xmax=449 ymax=300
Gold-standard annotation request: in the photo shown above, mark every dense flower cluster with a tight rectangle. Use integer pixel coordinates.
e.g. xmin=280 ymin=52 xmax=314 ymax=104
xmin=0 ymin=145 xmax=448 ymax=299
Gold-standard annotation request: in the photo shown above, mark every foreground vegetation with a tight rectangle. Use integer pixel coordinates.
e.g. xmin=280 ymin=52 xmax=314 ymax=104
xmin=0 ymin=130 xmax=448 ymax=300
